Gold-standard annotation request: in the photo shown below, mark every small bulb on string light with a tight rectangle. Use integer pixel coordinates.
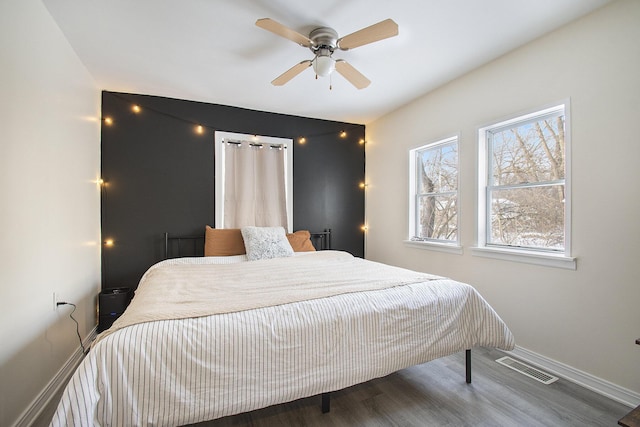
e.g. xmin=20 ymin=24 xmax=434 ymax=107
xmin=96 ymin=178 xmax=105 ymax=187
xmin=359 ymin=139 xmax=366 ymax=145
xmin=359 ymin=182 xmax=367 ymax=189
xmin=361 ymin=225 xmax=368 ymax=232
xmin=195 ymin=125 xmax=204 ymax=134
xmin=298 ymin=137 xmax=306 ymax=144
xmin=132 ymin=104 xmax=141 ymax=113
xmin=103 ymin=117 xmax=113 ymax=125
xmin=104 ymin=239 xmax=115 ymax=247
xmin=339 ymin=130 xmax=347 ymax=138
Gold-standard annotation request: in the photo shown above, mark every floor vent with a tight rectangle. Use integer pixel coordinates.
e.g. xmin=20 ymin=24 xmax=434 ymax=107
xmin=496 ymin=356 xmax=558 ymax=385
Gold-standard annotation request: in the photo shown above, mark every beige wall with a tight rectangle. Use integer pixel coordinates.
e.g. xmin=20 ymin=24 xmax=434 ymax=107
xmin=0 ymin=0 xmax=101 ymax=425
xmin=366 ymin=0 xmax=639 ymax=397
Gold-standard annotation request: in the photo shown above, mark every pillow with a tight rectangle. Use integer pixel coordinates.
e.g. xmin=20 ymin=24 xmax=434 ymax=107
xmin=286 ymin=230 xmax=316 ymax=252
xmin=204 ymin=226 xmax=246 ymax=256
xmin=241 ymin=226 xmax=294 ymax=261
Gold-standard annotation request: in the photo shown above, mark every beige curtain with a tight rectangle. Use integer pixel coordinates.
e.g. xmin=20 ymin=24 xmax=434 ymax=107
xmin=223 ymin=141 xmax=288 ymax=228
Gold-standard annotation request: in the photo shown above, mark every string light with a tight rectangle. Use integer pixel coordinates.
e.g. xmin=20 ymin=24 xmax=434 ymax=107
xmin=361 ymin=225 xmax=368 ymax=232
xmin=108 ymin=96 xmax=366 ymax=147
xmin=96 ymin=178 xmax=105 ymax=186
xmin=296 ymin=131 xmax=361 ymax=144
xmin=359 ymin=182 xmax=367 ymax=189
xmin=104 ymin=239 xmax=115 ymax=247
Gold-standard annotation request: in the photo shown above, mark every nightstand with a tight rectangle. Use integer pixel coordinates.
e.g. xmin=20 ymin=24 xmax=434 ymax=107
xmin=98 ymin=287 xmax=133 ymax=333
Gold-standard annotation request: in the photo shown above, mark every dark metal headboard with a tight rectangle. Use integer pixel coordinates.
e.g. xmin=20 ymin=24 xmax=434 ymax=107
xmin=310 ymin=229 xmax=332 ymax=252
xmin=163 ymin=233 xmax=204 ymax=259
xmin=163 ymin=228 xmax=332 ymax=259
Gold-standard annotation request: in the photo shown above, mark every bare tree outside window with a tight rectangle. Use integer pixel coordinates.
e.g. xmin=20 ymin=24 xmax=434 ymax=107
xmin=412 ymin=139 xmax=458 ymax=243
xmin=487 ymin=111 xmax=565 ymax=251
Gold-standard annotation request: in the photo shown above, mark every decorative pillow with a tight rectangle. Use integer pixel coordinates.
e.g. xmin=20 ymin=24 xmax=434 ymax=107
xmin=241 ymin=226 xmax=294 ymax=261
xmin=204 ymin=226 xmax=246 ymax=256
xmin=286 ymin=230 xmax=316 ymax=252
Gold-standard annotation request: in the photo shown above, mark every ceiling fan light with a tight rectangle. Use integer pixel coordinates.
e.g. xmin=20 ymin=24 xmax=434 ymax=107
xmin=313 ymin=55 xmax=335 ymax=77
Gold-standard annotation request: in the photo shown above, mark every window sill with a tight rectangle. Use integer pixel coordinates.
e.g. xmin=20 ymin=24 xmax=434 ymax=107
xmin=404 ymin=240 xmax=463 ymax=255
xmin=471 ymin=246 xmax=576 ymax=270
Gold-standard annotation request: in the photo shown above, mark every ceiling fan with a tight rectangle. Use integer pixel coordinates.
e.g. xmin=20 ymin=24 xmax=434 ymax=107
xmin=255 ymin=18 xmax=399 ymax=89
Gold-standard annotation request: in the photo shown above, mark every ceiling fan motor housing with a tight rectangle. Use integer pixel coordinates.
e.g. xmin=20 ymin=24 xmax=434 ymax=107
xmin=309 ymin=27 xmax=339 ymax=53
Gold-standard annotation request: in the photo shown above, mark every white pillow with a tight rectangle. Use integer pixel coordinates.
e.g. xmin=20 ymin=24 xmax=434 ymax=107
xmin=241 ymin=226 xmax=294 ymax=261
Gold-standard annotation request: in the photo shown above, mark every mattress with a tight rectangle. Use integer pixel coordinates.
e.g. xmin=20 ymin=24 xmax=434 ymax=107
xmin=50 ymin=251 xmax=514 ymax=426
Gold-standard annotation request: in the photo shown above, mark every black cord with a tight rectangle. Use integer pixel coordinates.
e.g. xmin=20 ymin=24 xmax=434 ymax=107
xmin=58 ymin=302 xmax=87 ymax=355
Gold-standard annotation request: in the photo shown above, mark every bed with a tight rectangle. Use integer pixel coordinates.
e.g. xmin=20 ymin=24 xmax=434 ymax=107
xmin=50 ymin=227 xmax=514 ymax=426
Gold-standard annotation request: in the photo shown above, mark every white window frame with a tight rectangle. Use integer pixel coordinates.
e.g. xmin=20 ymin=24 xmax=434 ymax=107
xmin=214 ymin=131 xmax=293 ymax=232
xmin=473 ymin=101 xmax=576 ymax=269
xmin=405 ymin=135 xmax=462 ymax=254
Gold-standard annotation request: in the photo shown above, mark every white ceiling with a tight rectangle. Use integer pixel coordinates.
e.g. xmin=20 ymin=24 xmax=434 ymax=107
xmin=43 ymin=0 xmax=612 ymax=124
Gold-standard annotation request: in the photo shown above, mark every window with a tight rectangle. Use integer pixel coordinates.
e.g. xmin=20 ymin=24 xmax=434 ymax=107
xmin=476 ymin=103 xmax=574 ymax=268
xmin=408 ymin=136 xmax=459 ymax=247
xmin=214 ymin=131 xmax=293 ymax=231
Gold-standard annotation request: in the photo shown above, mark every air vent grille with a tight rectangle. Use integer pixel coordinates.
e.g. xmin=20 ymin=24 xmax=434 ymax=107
xmin=496 ymin=356 xmax=558 ymax=385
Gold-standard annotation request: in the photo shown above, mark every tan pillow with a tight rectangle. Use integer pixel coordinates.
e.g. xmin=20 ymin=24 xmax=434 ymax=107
xmin=204 ymin=226 xmax=246 ymax=256
xmin=286 ymin=230 xmax=316 ymax=252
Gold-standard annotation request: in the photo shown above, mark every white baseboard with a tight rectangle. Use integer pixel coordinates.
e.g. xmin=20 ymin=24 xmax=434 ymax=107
xmin=12 ymin=327 xmax=97 ymax=427
xmin=505 ymin=345 xmax=640 ymax=408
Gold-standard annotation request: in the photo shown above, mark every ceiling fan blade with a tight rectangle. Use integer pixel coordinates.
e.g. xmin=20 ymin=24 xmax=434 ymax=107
xmin=337 ymin=19 xmax=399 ymax=50
xmin=272 ymin=60 xmax=312 ymax=86
xmin=256 ymin=18 xmax=313 ymax=48
xmin=335 ymin=60 xmax=371 ymax=89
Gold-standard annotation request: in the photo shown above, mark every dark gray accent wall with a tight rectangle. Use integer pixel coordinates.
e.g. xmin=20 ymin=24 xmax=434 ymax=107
xmin=101 ymin=91 xmax=365 ymax=289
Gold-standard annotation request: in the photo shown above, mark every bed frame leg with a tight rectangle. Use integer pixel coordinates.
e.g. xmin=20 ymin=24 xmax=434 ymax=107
xmin=466 ymin=349 xmax=472 ymax=384
xmin=321 ymin=392 xmax=330 ymax=413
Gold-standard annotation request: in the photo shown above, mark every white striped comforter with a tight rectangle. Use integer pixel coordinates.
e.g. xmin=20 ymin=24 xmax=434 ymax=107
xmin=51 ymin=252 xmax=515 ymax=427
xmin=98 ymin=250 xmax=444 ymax=338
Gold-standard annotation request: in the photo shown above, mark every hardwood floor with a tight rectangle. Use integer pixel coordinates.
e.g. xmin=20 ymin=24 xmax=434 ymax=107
xmin=189 ymin=348 xmax=631 ymax=427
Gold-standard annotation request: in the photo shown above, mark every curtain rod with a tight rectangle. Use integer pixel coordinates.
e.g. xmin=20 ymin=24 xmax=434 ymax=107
xmin=222 ymin=139 xmax=287 ymax=149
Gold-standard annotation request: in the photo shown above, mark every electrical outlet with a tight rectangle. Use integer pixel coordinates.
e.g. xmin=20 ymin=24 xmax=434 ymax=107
xmin=53 ymin=292 xmax=62 ymax=311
